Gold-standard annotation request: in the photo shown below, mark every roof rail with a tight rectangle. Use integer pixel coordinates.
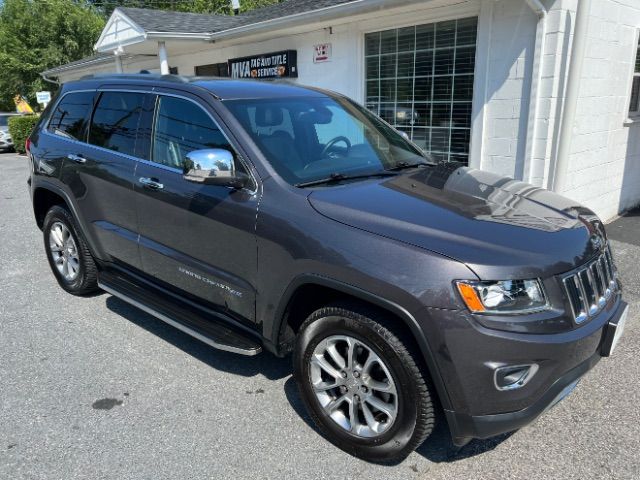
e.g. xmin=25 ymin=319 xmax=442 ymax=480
xmin=77 ymin=73 xmax=190 ymax=83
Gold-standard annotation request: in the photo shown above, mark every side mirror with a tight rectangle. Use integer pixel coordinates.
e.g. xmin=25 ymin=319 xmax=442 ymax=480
xmin=182 ymin=149 xmax=249 ymax=189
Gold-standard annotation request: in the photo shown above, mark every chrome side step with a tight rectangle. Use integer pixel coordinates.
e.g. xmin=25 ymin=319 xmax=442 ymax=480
xmin=98 ymin=271 xmax=262 ymax=356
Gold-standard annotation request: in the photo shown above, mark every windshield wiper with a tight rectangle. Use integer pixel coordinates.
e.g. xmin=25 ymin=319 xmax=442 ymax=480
xmin=386 ymin=160 xmax=432 ymax=171
xmin=295 ymin=171 xmax=397 ymax=188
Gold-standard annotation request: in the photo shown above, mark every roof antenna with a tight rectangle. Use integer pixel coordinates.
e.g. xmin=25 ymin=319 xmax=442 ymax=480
xmin=231 ymin=0 xmax=240 ymax=15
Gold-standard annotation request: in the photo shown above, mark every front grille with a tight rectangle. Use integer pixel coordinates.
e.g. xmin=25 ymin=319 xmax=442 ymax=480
xmin=562 ymin=247 xmax=617 ymax=324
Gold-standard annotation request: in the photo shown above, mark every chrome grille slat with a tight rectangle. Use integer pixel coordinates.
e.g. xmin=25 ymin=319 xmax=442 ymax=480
xmin=594 ymin=259 xmax=609 ymax=300
xmin=599 ymin=256 xmax=611 ymax=286
xmin=561 ymin=247 xmax=617 ymax=324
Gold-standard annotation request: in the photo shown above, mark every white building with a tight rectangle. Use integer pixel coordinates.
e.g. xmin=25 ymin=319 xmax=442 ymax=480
xmin=42 ymin=0 xmax=640 ymax=221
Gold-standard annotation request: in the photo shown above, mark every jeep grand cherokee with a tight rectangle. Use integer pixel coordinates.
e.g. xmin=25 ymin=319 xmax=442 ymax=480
xmin=26 ymin=74 xmax=628 ymax=462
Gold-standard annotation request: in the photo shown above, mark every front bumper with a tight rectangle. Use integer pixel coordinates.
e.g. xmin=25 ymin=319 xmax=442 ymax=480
xmin=418 ymin=295 xmax=627 ymax=446
xmin=445 ymin=350 xmax=598 ymax=446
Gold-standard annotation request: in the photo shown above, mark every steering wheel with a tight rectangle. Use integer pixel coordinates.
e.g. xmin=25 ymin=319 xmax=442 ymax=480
xmin=320 ymin=136 xmax=351 ymax=159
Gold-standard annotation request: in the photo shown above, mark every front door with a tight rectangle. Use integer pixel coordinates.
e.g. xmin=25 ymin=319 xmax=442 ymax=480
xmin=133 ymin=91 xmax=259 ymax=323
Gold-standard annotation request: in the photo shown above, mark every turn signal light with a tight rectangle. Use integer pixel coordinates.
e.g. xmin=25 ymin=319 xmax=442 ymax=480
xmin=456 ymin=282 xmax=486 ymax=312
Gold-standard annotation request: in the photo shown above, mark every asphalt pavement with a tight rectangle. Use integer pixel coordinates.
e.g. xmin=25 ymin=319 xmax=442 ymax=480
xmin=1 ymin=153 xmax=638 ymax=479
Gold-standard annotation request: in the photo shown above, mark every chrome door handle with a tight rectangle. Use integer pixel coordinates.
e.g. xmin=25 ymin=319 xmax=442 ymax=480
xmin=139 ymin=177 xmax=164 ymax=190
xmin=67 ymin=153 xmax=86 ymax=163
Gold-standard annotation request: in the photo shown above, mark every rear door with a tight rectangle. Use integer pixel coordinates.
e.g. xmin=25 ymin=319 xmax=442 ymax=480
xmin=37 ymin=89 xmax=95 ymax=184
xmin=58 ymin=88 xmax=146 ymax=268
xmin=133 ymin=90 xmax=260 ymax=323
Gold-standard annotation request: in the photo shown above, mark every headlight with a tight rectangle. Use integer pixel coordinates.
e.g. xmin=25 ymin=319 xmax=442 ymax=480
xmin=455 ymin=279 xmax=548 ymax=314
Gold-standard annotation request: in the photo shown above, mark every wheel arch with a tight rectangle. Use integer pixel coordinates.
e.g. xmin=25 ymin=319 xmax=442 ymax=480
xmin=31 ymin=182 xmax=102 ymax=259
xmin=272 ymin=274 xmax=453 ymax=412
xmin=33 ymin=186 xmax=66 ymax=229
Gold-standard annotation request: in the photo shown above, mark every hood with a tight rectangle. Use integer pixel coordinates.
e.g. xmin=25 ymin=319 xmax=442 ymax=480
xmin=308 ymin=164 xmax=606 ymax=280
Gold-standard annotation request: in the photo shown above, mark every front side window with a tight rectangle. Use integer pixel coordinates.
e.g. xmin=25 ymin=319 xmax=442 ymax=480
xmin=225 ymin=96 xmax=429 ymax=186
xmin=629 ymin=35 xmax=640 ymax=115
xmin=48 ymin=91 xmax=95 ymax=141
xmin=89 ymin=92 xmax=144 ymax=156
xmin=152 ymin=96 xmax=235 ymax=169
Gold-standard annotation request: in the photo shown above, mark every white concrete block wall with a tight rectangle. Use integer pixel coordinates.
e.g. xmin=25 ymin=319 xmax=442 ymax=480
xmin=560 ymin=0 xmax=640 ymax=220
xmin=475 ymin=0 xmax=538 ymax=180
xmin=166 ymin=25 xmax=362 ymax=101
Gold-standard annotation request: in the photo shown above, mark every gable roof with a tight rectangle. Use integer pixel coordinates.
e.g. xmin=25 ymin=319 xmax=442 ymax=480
xmin=117 ymin=0 xmax=359 ymax=35
xmin=117 ymin=7 xmax=243 ymax=34
xmin=236 ymin=0 xmax=357 ymax=25
xmin=49 ymin=0 xmax=416 ymax=77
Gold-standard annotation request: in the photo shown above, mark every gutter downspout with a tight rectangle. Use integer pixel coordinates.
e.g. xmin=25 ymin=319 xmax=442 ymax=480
xmin=550 ymin=0 xmax=592 ymax=193
xmin=40 ymin=73 xmax=60 ymax=85
xmin=523 ymin=0 xmax=548 ymax=184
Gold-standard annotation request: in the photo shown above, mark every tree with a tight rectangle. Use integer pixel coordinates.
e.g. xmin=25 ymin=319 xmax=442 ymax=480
xmin=92 ymin=0 xmax=281 ymax=17
xmin=0 ymin=0 xmax=105 ymax=111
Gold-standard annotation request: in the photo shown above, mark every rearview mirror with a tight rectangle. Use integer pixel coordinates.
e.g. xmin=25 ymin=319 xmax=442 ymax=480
xmin=182 ymin=149 xmax=248 ymax=189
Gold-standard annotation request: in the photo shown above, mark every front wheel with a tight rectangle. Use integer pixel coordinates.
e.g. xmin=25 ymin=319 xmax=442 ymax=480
xmin=293 ymin=303 xmax=435 ymax=462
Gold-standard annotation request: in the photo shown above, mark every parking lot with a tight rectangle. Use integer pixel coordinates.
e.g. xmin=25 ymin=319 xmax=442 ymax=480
xmin=1 ymin=152 xmax=638 ymax=479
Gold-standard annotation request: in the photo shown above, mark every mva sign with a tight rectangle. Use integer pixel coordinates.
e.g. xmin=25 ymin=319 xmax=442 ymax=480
xmin=228 ymin=50 xmax=298 ymax=79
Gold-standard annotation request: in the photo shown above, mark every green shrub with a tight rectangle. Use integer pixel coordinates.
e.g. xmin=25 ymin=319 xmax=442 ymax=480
xmin=8 ymin=115 xmax=39 ymax=154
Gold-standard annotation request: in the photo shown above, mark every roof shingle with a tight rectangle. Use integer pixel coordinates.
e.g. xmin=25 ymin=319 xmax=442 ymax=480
xmin=118 ymin=7 xmax=242 ymax=34
xmin=119 ymin=0 xmax=357 ymax=34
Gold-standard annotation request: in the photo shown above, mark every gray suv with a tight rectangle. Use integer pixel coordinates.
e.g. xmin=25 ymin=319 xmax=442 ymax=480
xmin=26 ymin=74 xmax=628 ymax=462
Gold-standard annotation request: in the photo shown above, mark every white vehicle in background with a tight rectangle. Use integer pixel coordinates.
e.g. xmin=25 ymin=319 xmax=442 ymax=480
xmin=0 ymin=112 xmax=21 ymax=152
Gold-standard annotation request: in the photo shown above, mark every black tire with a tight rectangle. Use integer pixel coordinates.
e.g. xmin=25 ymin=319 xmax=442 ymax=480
xmin=43 ymin=205 xmax=98 ymax=295
xmin=293 ymin=302 xmax=435 ymax=463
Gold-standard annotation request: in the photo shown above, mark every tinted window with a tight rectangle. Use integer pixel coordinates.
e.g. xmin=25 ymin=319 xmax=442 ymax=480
xmin=89 ymin=92 xmax=144 ymax=156
xmin=0 ymin=115 xmax=10 ymax=127
xmin=152 ymin=96 xmax=234 ymax=169
xmin=48 ymin=91 xmax=95 ymax=141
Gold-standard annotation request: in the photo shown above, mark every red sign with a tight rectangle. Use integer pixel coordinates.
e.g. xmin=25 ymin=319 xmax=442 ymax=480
xmin=314 ymin=43 xmax=332 ymax=63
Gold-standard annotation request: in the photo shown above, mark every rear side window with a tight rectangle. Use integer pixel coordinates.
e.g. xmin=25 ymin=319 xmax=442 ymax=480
xmin=48 ymin=91 xmax=95 ymax=141
xmin=152 ymin=96 xmax=234 ymax=169
xmin=89 ymin=92 xmax=145 ymax=156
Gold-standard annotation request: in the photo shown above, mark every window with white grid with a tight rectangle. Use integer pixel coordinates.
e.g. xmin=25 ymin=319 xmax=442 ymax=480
xmin=629 ymin=35 xmax=640 ymax=116
xmin=365 ymin=17 xmax=478 ymax=164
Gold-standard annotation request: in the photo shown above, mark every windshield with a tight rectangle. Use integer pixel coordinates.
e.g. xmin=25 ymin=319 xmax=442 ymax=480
xmin=0 ymin=115 xmax=10 ymax=127
xmin=224 ymin=96 xmax=430 ymax=186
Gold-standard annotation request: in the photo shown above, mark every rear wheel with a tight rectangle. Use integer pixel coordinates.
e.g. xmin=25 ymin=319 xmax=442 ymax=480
xmin=43 ymin=205 xmax=98 ymax=295
xmin=293 ymin=303 xmax=435 ymax=462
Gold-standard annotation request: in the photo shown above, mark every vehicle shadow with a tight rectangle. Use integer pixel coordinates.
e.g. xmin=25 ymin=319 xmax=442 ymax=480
xmin=415 ymin=422 xmax=513 ymax=463
xmin=283 ymin=375 xmax=512 ymax=465
xmin=104 ymin=295 xmax=291 ymax=381
xmin=106 ymin=294 xmax=512 ymax=463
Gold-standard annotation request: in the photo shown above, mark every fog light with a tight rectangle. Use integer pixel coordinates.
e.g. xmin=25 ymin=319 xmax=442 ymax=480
xmin=494 ymin=364 xmax=539 ymax=391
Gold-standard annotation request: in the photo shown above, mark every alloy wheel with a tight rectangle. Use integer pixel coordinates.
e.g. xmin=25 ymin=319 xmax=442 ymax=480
xmin=49 ymin=221 xmax=80 ymax=281
xmin=309 ymin=334 xmax=398 ymax=438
